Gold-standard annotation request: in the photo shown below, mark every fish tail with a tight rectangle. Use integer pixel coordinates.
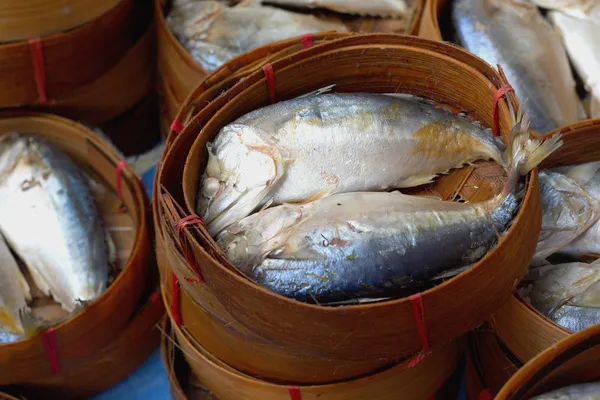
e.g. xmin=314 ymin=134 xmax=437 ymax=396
xmin=502 ymin=112 xmax=562 ymax=195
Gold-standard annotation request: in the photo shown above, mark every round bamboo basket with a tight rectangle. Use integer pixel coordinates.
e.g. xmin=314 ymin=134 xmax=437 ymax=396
xmin=491 ymin=118 xmax=600 ymax=364
xmin=0 ymin=393 xmax=18 ymax=400
xmin=161 ymin=285 xmax=462 ymax=400
xmin=156 ymin=0 xmax=426 ymax=137
xmin=0 ymin=112 xmax=151 ymax=385
xmin=496 ymin=323 xmax=600 ymax=399
xmin=0 ymin=0 xmax=149 ymax=108
xmin=0 ymin=0 xmax=122 ymax=43
xmin=418 ymin=0 xmax=445 ymax=41
xmin=158 ymin=33 xmax=538 ymax=365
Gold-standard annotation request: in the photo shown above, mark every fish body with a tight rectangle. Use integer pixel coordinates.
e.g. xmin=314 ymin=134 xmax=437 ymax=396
xmin=532 ymin=0 xmax=597 ymax=18
xmin=199 ymin=93 xmax=507 ymax=235
xmin=452 ymin=0 xmax=582 ymax=132
xmin=0 ymin=229 xmax=30 ymax=336
xmin=167 ymin=0 xmax=348 ymax=72
xmin=525 ymin=261 xmax=600 ymax=332
xmin=262 ymin=0 xmax=414 ymax=17
xmin=217 ymin=118 xmax=561 ymax=302
xmin=550 ymin=7 xmax=600 ymax=119
xmin=0 ymin=135 xmax=108 ymax=312
xmin=530 ymin=382 xmax=600 ymax=400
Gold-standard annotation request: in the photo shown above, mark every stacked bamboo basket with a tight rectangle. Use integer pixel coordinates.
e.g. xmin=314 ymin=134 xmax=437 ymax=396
xmin=155 ymin=0 xmax=427 ymax=138
xmin=0 ymin=113 xmax=161 ymax=399
xmin=152 ymin=24 xmax=552 ymax=397
xmin=0 ymin=0 xmax=160 ymax=155
xmin=418 ymin=1 xmax=600 ymax=397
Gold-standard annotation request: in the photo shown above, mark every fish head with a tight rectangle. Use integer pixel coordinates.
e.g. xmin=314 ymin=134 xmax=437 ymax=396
xmin=198 ymin=124 xmax=284 ymax=236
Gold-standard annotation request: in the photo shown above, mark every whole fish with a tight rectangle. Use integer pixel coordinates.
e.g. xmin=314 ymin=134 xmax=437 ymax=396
xmin=199 ymin=93 xmax=507 ymax=236
xmin=0 ymin=135 xmax=109 ymax=312
xmin=550 ymin=7 xmax=600 ymax=119
xmin=217 ymin=117 xmax=561 ymax=302
xmin=530 ymin=382 xmax=600 ymax=400
xmin=262 ymin=0 xmax=415 ymax=17
xmin=166 ymin=0 xmax=348 ymax=72
xmin=0 ymin=229 xmax=30 ymax=337
xmin=532 ymin=0 xmax=596 ymax=18
xmin=525 ymin=260 xmax=600 ymax=332
xmin=453 ymin=0 xmax=582 ymax=133
xmin=534 ymin=167 xmax=600 ymax=263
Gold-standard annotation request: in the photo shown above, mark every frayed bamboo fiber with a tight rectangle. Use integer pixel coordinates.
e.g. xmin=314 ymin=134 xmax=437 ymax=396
xmin=0 ymin=112 xmax=151 ymax=385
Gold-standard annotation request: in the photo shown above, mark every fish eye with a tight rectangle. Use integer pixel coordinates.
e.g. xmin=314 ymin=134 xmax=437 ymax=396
xmin=203 ymin=177 xmax=221 ymax=198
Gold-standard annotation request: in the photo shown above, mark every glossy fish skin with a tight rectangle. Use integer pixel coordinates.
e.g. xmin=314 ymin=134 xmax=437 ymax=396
xmin=530 ymin=382 xmax=600 ymax=400
xmin=167 ymin=0 xmax=348 ymax=72
xmin=0 ymin=135 xmax=108 ymax=312
xmin=526 ymin=261 xmax=600 ymax=332
xmin=453 ymin=0 xmax=582 ymax=133
xmin=534 ymin=169 xmax=600 ymax=263
xmin=0 ymin=229 xmax=30 ymax=336
xmin=217 ymin=121 xmax=561 ymax=302
xmin=550 ymin=6 xmax=600 ymax=119
xmin=262 ymin=0 xmax=414 ymax=17
xmin=199 ymin=93 xmax=507 ymax=236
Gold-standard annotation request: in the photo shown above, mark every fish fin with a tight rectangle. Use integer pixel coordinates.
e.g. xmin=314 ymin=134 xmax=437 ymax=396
xmin=295 ymin=84 xmax=336 ymax=99
xmin=106 ymin=229 xmax=117 ymax=265
xmin=24 ymin=262 xmax=52 ymax=298
xmin=259 ymin=197 xmax=274 ymax=212
xmin=396 ymin=174 xmax=437 ymax=188
xmin=300 ymin=184 xmax=338 ymax=204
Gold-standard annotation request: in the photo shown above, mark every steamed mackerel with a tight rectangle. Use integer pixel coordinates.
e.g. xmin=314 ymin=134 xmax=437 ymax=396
xmin=453 ymin=0 xmax=582 ymax=132
xmin=167 ymin=0 xmax=348 ymax=72
xmin=0 ymin=135 xmax=109 ymax=312
xmin=532 ymin=0 xmax=596 ymax=18
xmin=217 ymin=118 xmax=561 ymax=302
xmin=199 ymin=93 xmax=507 ymax=236
xmin=550 ymin=6 xmax=600 ymax=119
xmin=531 ymin=382 xmax=600 ymax=400
xmin=0 ymin=229 xmax=30 ymax=336
xmin=262 ymin=0 xmax=414 ymax=17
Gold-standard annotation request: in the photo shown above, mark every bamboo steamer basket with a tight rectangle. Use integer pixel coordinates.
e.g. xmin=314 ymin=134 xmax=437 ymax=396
xmin=0 ymin=0 xmax=149 ymax=108
xmin=490 ymin=119 xmax=600 ymax=364
xmin=161 ymin=286 xmax=462 ymax=400
xmin=0 ymin=394 xmax=18 ymax=400
xmin=159 ymin=34 xmax=538 ymax=364
xmin=418 ymin=0 xmax=445 ymax=41
xmin=38 ymin=17 xmax=155 ymax=125
xmin=0 ymin=0 xmax=122 ymax=43
xmin=496 ymin=323 xmax=600 ymax=399
xmin=156 ymin=0 xmax=425 ymax=126
xmin=0 ymin=112 xmax=151 ymax=385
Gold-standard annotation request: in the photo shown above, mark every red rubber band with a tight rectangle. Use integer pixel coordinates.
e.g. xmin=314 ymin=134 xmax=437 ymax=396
xmin=300 ymin=33 xmax=313 ymax=49
xmin=41 ymin=328 xmax=60 ymax=374
xmin=115 ymin=160 xmax=126 ymax=202
xmin=262 ymin=63 xmax=276 ymax=104
xmin=288 ymin=386 xmax=301 ymax=400
xmin=492 ymin=84 xmax=514 ymax=137
xmin=170 ymin=120 xmax=184 ymax=135
xmin=28 ymin=38 xmax=49 ymax=103
xmin=407 ymin=293 xmax=430 ymax=368
xmin=177 ymin=215 xmax=206 ymax=282
xmin=478 ymin=388 xmax=494 ymax=400
xmin=149 ymin=292 xmax=165 ymax=317
xmin=172 ymin=273 xmax=182 ymax=327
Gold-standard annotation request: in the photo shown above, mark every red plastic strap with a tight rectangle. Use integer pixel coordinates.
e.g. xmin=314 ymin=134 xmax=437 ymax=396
xmin=262 ymin=63 xmax=276 ymax=104
xmin=177 ymin=215 xmax=206 ymax=282
xmin=300 ymin=33 xmax=313 ymax=49
xmin=492 ymin=84 xmax=514 ymax=137
xmin=478 ymin=388 xmax=494 ymax=400
xmin=288 ymin=386 xmax=301 ymax=400
xmin=115 ymin=160 xmax=126 ymax=202
xmin=28 ymin=38 xmax=49 ymax=103
xmin=171 ymin=273 xmax=183 ymax=327
xmin=407 ymin=293 xmax=430 ymax=368
xmin=170 ymin=120 xmax=184 ymax=135
xmin=149 ymin=292 xmax=165 ymax=317
xmin=41 ymin=328 xmax=61 ymax=374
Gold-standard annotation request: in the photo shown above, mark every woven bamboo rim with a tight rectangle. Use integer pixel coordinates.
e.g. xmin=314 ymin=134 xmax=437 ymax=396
xmin=158 ymin=34 xmax=537 ymax=364
xmin=156 ymin=0 xmax=426 ymax=119
xmin=496 ymin=323 xmax=600 ymax=399
xmin=0 ymin=394 xmax=18 ymax=400
xmin=491 ymin=118 xmax=600 ymax=364
xmin=161 ymin=285 xmax=461 ymax=400
xmin=0 ymin=0 xmax=122 ymax=43
xmin=0 ymin=0 xmax=147 ymax=108
xmin=38 ymin=18 xmax=155 ymax=125
xmin=417 ymin=0 xmax=445 ymax=41
xmin=0 ymin=112 xmax=151 ymax=385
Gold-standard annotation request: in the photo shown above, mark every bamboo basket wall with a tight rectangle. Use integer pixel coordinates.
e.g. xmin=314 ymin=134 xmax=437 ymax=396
xmin=0 ymin=393 xmax=18 ymax=400
xmin=418 ymin=0 xmax=445 ymax=41
xmin=0 ymin=112 xmax=152 ymax=385
xmin=491 ymin=119 xmax=600 ymax=364
xmin=0 ymin=0 xmax=122 ymax=43
xmin=161 ymin=287 xmax=462 ymax=400
xmin=0 ymin=0 xmax=150 ymax=109
xmin=496 ymin=323 xmax=600 ymax=399
xmin=155 ymin=0 xmax=425 ymax=138
xmin=157 ymin=33 xmax=538 ymax=367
